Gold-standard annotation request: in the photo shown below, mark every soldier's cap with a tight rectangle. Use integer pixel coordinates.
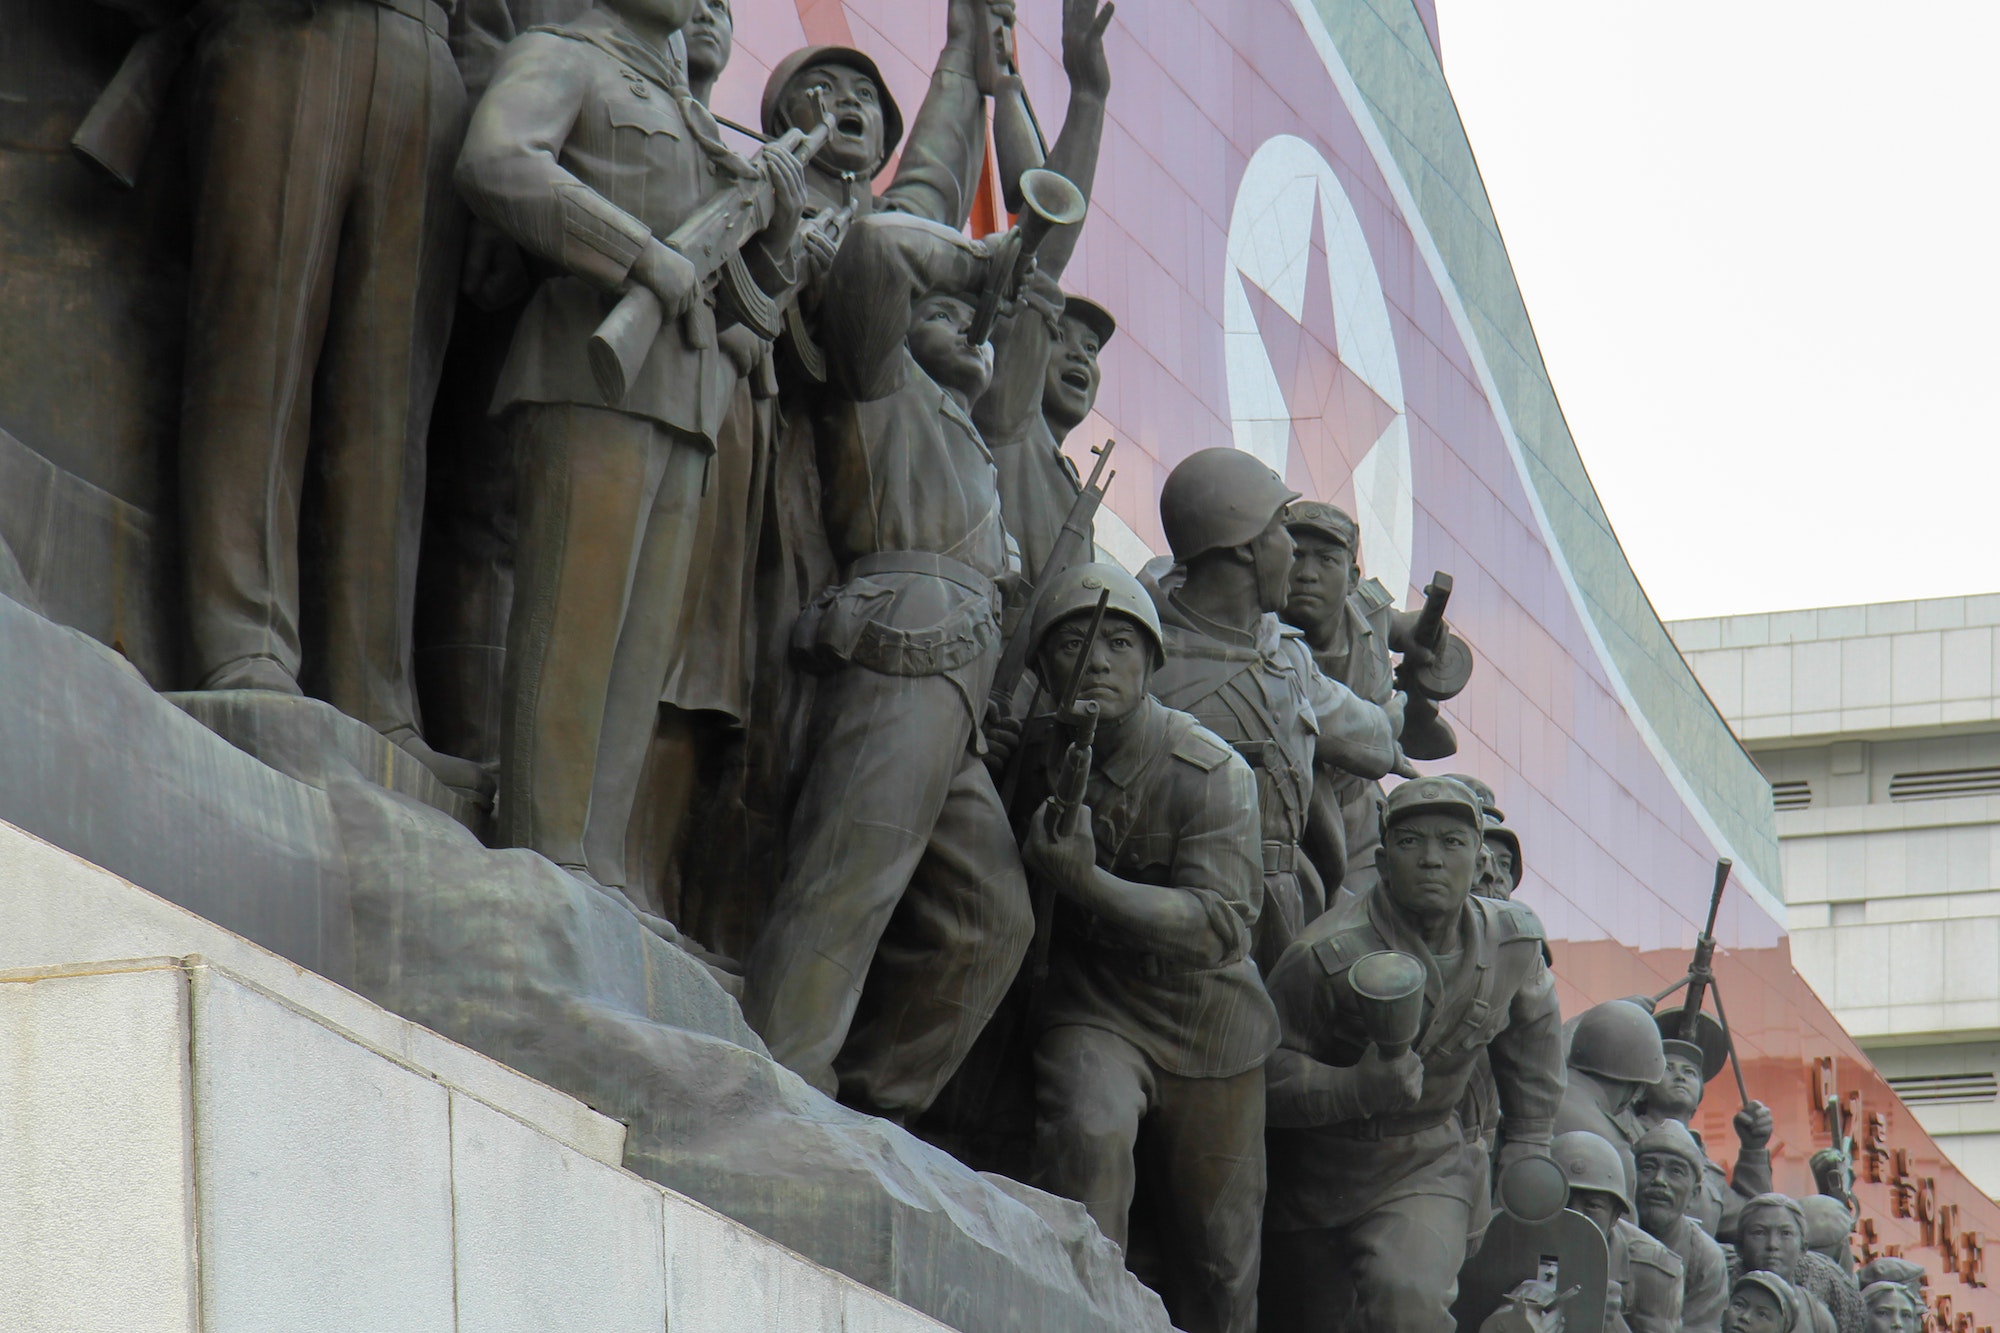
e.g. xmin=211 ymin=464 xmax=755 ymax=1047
xmin=1283 ymin=499 xmax=1358 ymax=550
xmin=1631 ymin=1118 xmax=1706 ymax=1177
xmin=760 ymin=46 xmax=905 ymax=172
xmin=1861 ymin=1281 xmax=1923 ymax=1314
xmin=1739 ymin=1192 xmax=1808 ymax=1234
xmin=1652 ymin=1006 xmax=1729 ymax=1083
xmin=1059 ymin=293 xmax=1116 ymax=348
xmin=1857 ymin=1256 xmax=1926 ymax=1291
xmin=1380 ymin=775 xmax=1485 ymax=834
xmin=1731 ymin=1272 xmax=1802 ymax=1329
xmin=1443 ymin=773 xmax=1503 ymax=820
xmin=1800 ymin=1194 xmax=1854 ymax=1249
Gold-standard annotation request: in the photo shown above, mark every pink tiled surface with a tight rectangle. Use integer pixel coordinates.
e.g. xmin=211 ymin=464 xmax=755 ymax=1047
xmin=719 ymin=0 xmax=2000 ymax=1299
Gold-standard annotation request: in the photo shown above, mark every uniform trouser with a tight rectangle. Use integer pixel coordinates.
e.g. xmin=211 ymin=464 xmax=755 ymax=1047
xmin=498 ymin=404 xmax=707 ymax=887
xmin=181 ymin=0 xmax=464 ymax=733
xmin=1032 ymin=1025 xmax=1265 ymax=1333
xmin=1253 ymin=867 xmax=1306 ymax=976
xmin=741 ymin=661 xmax=1032 ymax=1114
xmin=1261 ymin=1191 xmax=1470 ymax=1333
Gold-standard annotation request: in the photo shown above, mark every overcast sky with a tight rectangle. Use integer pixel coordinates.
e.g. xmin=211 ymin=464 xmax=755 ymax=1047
xmin=1430 ymin=2 xmax=2000 ymax=622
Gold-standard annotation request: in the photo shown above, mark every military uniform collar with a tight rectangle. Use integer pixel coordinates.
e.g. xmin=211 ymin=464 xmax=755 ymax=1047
xmin=1094 ymin=698 xmax=1167 ymax=789
xmin=1365 ymin=887 xmax=1472 ymax=1005
xmin=555 ymin=10 xmax=683 ymax=94
xmin=1165 ymin=592 xmax=1262 ymax=651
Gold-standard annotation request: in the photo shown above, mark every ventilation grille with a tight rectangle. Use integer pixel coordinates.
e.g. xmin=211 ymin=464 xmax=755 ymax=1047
xmin=1771 ymin=780 xmax=1812 ymax=812
xmin=1888 ymin=768 xmax=2000 ymax=803
xmin=1887 ymin=1072 xmax=2000 ymax=1106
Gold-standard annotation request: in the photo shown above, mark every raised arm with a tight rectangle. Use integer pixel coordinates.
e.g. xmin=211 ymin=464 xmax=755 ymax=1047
xmin=1014 ymin=0 xmax=1112 ymax=280
xmin=876 ymin=0 xmax=987 ymax=226
xmin=1295 ymin=643 xmax=1398 ymax=778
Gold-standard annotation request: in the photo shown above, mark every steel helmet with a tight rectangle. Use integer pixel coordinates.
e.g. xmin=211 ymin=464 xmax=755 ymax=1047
xmin=1029 ymin=562 xmax=1165 ymax=669
xmin=1568 ymin=999 xmax=1668 ymax=1085
xmin=760 ymin=46 xmax=906 ymax=174
xmin=1553 ymin=1130 xmax=1633 ymax=1217
xmin=1159 ymin=448 xmax=1300 ymax=563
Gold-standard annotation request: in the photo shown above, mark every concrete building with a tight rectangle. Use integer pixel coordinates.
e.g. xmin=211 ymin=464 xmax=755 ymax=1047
xmin=1672 ymin=595 xmax=2000 ymax=1197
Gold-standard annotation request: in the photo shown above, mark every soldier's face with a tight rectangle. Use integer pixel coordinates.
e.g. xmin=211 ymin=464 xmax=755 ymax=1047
xmin=1738 ymin=1209 xmax=1804 ymax=1277
xmin=1378 ymin=813 xmax=1479 ymax=919
xmin=1038 ymin=612 xmax=1151 ymax=722
xmin=1486 ymin=839 xmax=1515 ymax=884
xmin=1723 ymin=1287 xmax=1788 ymax=1333
xmin=1570 ymin=1188 xmax=1622 ymax=1240
xmin=1282 ymin=532 xmax=1353 ymax=639
xmin=684 ymin=0 xmax=733 ymax=85
xmin=909 ymin=294 xmax=994 ymax=398
xmin=1646 ymin=1051 xmax=1705 ymax=1121
xmin=1635 ymin=1151 xmax=1696 ymax=1232
xmin=1864 ymin=1289 xmax=1923 ymax=1333
xmin=1041 ymin=315 xmax=1102 ymax=434
xmin=784 ymin=64 xmax=885 ymax=176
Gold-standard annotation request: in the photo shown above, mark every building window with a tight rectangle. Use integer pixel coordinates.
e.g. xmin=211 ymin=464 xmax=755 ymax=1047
xmin=1887 ymin=767 xmax=2000 ymax=802
xmin=1885 ymin=1072 xmax=2000 ymax=1106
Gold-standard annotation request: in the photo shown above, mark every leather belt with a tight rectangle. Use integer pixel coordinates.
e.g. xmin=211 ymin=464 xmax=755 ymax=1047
xmin=1263 ymin=840 xmax=1297 ymax=874
xmin=846 ymin=549 xmax=997 ymax=597
xmin=1327 ymin=1110 xmax=1453 ymax=1141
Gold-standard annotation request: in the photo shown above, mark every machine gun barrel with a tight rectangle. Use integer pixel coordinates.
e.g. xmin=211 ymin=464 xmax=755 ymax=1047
xmin=588 ymin=115 xmax=834 ymax=405
xmin=1679 ymin=857 xmax=1730 ymax=1044
xmin=1027 ymin=588 xmax=1110 ymax=984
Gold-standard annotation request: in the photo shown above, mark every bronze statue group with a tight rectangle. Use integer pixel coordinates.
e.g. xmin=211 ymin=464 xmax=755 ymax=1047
xmin=125 ymin=0 xmax=1921 ymax=1325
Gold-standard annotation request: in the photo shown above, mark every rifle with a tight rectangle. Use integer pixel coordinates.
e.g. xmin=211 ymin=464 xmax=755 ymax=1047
xmin=1393 ymin=571 xmax=1474 ymax=702
xmin=965 ymin=168 xmax=1086 ymax=346
xmin=1650 ymin=857 xmax=1754 ymax=1108
xmin=588 ymin=105 xmax=835 ymax=405
xmin=1026 ymin=587 xmax=1109 ymax=985
xmin=990 ymin=438 xmax=1116 ymax=708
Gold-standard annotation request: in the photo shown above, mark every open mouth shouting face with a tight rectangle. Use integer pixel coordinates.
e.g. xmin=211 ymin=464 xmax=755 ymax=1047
xmin=1041 ymin=315 xmax=1103 ymax=433
xmin=782 ymin=63 xmax=885 ymax=176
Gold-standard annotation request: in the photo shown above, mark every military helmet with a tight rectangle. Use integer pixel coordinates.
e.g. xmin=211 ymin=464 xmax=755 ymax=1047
xmin=1059 ymin=293 xmax=1116 ymax=348
xmin=1552 ymin=1130 xmax=1633 ymax=1217
xmin=1445 ymin=773 xmax=1524 ymax=888
xmin=1158 ymin=448 xmax=1300 ymax=563
xmin=1632 ymin=1118 xmax=1706 ymax=1177
xmin=1380 ymin=775 xmax=1485 ymax=834
xmin=1568 ymin=999 xmax=1668 ymax=1085
xmin=1283 ymin=499 xmax=1358 ymax=550
xmin=760 ymin=46 xmax=906 ymax=173
xmin=1029 ymin=562 xmax=1165 ymax=669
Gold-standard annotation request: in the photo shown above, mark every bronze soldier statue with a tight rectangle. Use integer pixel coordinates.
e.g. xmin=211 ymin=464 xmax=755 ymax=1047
xmin=1261 ymin=775 xmax=1563 ymax=1333
xmin=1636 ymin=1006 xmax=1774 ymax=1240
xmin=1730 ymin=1195 xmax=1856 ymax=1333
xmin=1142 ymin=449 xmax=1396 ymax=971
xmin=737 ymin=211 xmax=1034 ymax=1119
xmin=972 ymin=0 xmax=1115 ymax=600
xmin=179 ymin=0 xmax=483 ymax=793
xmin=454 ymin=0 xmax=808 ymax=891
xmin=1555 ymin=999 xmax=1666 ymax=1196
xmin=1632 ymin=1119 xmax=1729 ymax=1333
xmin=1282 ymin=499 xmax=1457 ymax=901
xmin=1447 ymin=772 xmax=1523 ymax=901
xmin=1552 ymin=1129 xmax=1685 ymax=1333
xmin=1859 ymin=1281 xmax=1922 ymax=1333
xmin=1006 ymin=562 xmax=1276 ymax=1333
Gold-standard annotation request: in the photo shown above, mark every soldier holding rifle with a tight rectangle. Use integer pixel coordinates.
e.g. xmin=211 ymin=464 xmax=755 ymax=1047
xmin=454 ymin=0 xmax=809 ymax=890
xmin=1001 ymin=561 xmax=1275 ymax=1333
xmin=1261 ymin=775 xmax=1563 ymax=1333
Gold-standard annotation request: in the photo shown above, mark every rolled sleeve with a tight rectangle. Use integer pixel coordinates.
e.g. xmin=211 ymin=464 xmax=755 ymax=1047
xmin=1168 ymin=754 xmax=1264 ymax=965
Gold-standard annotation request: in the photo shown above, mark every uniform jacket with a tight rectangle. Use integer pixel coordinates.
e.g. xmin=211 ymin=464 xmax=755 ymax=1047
xmin=789 ymin=213 xmax=1005 ymax=713
xmin=1261 ymin=886 xmax=1563 ymax=1232
xmin=456 ymin=10 xmax=777 ymax=442
xmin=1142 ymin=563 xmax=1395 ymax=857
xmin=1301 ymin=577 xmax=1398 ymax=897
xmin=1649 ymin=1213 xmax=1729 ymax=1333
xmin=1015 ymin=697 xmax=1280 ymax=1079
xmin=972 ymin=271 xmax=1092 ymax=594
xmin=1613 ymin=1217 xmax=1686 ymax=1333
